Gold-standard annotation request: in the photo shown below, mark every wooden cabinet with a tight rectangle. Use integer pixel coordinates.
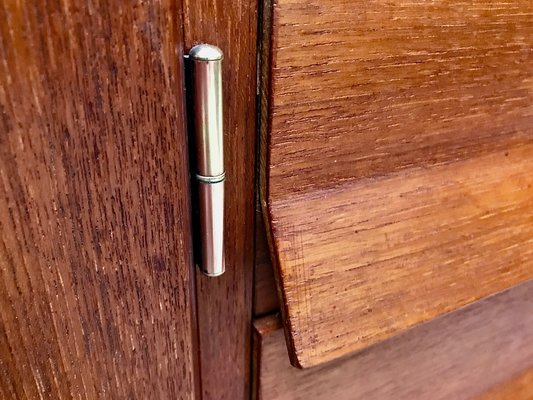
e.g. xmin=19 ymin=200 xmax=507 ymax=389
xmin=0 ymin=1 xmax=257 ymax=399
xmin=1 ymin=0 xmax=533 ymax=398
xmin=259 ymin=0 xmax=533 ymax=368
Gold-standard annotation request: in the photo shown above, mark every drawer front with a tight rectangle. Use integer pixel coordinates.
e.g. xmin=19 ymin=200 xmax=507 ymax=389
xmin=253 ymin=280 xmax=533 ymax=400
xmin=259 ymin=0 xmax=533 ymax=367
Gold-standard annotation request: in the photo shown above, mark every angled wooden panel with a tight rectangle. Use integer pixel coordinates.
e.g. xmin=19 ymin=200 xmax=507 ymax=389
xmin=260 ymin=0 xmax=533 ymax=367
xmin=0 ymin=1 xmax=199 ymax=398
xmin=253 ymin=280 xmax=533 ymax=400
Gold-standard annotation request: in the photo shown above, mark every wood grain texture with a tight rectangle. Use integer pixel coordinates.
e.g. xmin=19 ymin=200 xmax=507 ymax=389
xmin=0 ymin=1 xmax=200 ymax=399
xmin=253 ymin=279 xmax=533 ymax=400
xmin=476 ymin=368 xmax=533 ymax=400
xmin=182 ymin=0 xmax=258 ymax=398
xmin=259 ymin=0 xmax=533 ymax=367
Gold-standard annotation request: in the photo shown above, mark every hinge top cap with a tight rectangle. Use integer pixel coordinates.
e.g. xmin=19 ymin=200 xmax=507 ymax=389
xmin=189 ymin=44 xmax=223 ymax=62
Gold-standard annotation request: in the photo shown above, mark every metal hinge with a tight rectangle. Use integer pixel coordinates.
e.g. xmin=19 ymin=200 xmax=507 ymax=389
xmin=186 ymin=44 xmax=225 ymax=277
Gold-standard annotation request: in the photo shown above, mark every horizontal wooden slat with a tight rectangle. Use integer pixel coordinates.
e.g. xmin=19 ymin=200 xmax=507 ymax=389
xmin=253 ymin=280 xmax=533 ymax=400
xmin=266 ymin=0 xmax=533 ymax=195
xmin=270 ymin=145 xmax=533 ymax=365
xmin=260 ymin=0 xmax=533 ymax=367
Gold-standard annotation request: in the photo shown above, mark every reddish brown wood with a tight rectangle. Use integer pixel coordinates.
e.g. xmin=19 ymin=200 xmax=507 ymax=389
xmin=0 ymin=1 xmax=199 ymax=399
xmin=254 ymin=209 xmax=280 ymax=316
xmin=476 ymin=368 xmax=533 ymax=400
xmin=253 ymin=280 xmax=533 ymax=400
xmin=260 ymin=0 xmax=533 ymax=367
xmin=182 ymin=0 xmax=258 ymax=398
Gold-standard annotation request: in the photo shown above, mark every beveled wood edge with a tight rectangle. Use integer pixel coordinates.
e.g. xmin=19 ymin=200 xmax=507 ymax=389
xmin=257 ymin=0 xmax=306 ymax=369
xmin=256 ymin=2 xmax=533 ymax=368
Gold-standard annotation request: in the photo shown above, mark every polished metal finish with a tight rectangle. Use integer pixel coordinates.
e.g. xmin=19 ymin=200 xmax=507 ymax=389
xmin=190 ymin=44 xmax=224 ymax=177
xmin=189 ymin=44 xmax=225 ymax=276
xmin=196 ymin=172 xmax=225 ymax=184
xmin=198 ymin=182 xmax=225 ymax=276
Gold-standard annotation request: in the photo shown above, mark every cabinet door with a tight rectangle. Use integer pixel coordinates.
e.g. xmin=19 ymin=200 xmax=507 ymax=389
xmin=260 ymin=0 xmax=533 ymax=368
xmin=0 ymin=1 xmax=199 ymax=398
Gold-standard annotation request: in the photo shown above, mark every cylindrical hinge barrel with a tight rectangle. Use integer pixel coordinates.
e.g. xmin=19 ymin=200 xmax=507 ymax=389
xmin=189 ymin=44 xmax=225 ymax=277
xmin=189 ymin=44 xmax=224 ymax=177
xmin=197 ymin=181 xmax=225 ymax=276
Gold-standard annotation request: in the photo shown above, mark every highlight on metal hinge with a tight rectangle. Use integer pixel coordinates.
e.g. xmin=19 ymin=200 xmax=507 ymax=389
xmin=185 ymin=44 xmax=225 ymax=277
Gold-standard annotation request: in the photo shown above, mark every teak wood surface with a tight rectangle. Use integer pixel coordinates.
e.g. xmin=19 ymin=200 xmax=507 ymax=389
xmin=253 ymin=280 xmax=533 ymax=400
xmin=475 ymin=368 xmax=533 ymax=400
xmin=260 ymin=0 xmax=533 ymax=367
xmin=0 ymin=1 xmax=199 ymax=398
xmin=183 ymin=0 xmax=258 ymax=398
